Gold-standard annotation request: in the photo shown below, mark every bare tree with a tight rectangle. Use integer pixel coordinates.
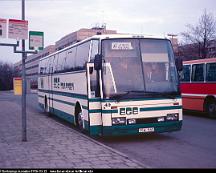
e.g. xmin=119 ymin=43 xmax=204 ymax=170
xmin=0 ymin=61 xmax=18 ymax=91
xmin=181 ymin=9 xmax=216 ymax=59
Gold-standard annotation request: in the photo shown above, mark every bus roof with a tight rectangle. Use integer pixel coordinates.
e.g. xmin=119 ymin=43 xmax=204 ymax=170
xmin=183 ymin=58 xmax=216 ymax=65
xmin=90 ymin=34 xmax=167 ymax=40
xmin=40 ymin=34 xmax=168 ymax=61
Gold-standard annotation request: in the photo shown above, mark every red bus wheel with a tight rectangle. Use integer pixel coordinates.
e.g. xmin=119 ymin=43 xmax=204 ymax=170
xmin=206 ymin=101 xmax=216 ymax=118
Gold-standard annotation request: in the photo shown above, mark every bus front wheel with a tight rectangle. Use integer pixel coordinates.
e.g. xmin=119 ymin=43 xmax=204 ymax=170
xmin=206 ymin=100 xmax=216 ymax=118
xmin=75 ymin=104 xmax=84 ymax=132
xmin=77 ymin=112 xmax=84 ymax=131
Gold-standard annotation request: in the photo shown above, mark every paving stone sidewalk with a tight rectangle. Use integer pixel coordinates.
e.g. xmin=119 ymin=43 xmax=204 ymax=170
xmin=0 ymin=94 xmax=145 ymax=169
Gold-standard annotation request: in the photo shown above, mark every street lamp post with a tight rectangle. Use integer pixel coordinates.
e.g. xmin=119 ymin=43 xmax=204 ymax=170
xmin=21 ymin=0 xmax=27 ymax=142
xmin=167 ymin=34 xmax=178 ymax=44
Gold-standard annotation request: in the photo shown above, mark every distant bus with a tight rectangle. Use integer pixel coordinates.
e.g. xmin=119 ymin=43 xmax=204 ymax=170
xmin=180 ymin=58 xmax=216 ymax=117
xmin=38 ymin=34 xmax=182 ymax=136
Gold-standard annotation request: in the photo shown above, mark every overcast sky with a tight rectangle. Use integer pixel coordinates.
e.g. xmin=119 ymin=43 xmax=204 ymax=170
xmin=0 ymin=0 xmax=216 ymax=64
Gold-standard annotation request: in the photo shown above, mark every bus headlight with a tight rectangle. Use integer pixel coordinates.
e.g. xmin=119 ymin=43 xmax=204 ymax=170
xmin=166 ymin=113 xmax=179 ymax=121
xmin=128 ymin=119 xmax=136 ymax=124
xmin=157 ymin=117 xmax=165 ymax=122
xmin=112 ymin=117 xmax=126 ymax=125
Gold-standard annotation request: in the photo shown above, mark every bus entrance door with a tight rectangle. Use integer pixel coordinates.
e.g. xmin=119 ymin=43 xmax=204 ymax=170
xmin=87 ymin=63 xmax=103 ymax=136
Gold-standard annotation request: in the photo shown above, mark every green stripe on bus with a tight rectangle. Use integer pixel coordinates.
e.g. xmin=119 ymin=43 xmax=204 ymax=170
xmin=51 ymin=107 xmax=75 ymax=124
xmin=52 ymin=98 xmax=75 ymax=106
xmin=89 ymin=109 xmax=118 ymax=114
xmin=90 ymin=125 xmax=102 ymax=136
xmin=38 ymin=89 xmax=87 ymax=100
xmin=40 ymin=106 xmax=90 ymax=131
xmin=52 ymin=98 xmax=88 ymax=110
xmin=89 ymin=98 xmax=101 ymax=102
xmin=140 ymin=106 xmax=182 ymax=112
xmin=38 ymin=93 xmax=88 ymax=111
xmin=38 ymin=95 xmax=44 ymax=98
xmin=102 ymin=109 xmax=118 ymax=114
xmin=89 ymin=109 xmax=101 ymax=113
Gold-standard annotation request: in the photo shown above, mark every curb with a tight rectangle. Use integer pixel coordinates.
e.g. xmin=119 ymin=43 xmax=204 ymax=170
xmin=53 ymin=118 xmax=151 ymax=168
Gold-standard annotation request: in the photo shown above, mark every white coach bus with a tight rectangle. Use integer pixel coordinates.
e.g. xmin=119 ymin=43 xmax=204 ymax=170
xmin=38 ymin=34 xmax=183 ymax=136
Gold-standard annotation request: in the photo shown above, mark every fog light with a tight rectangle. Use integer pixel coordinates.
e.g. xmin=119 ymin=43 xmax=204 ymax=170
xmin=166 ymin=113 xmax=179 ymax=121
xmin=157 ymin=117 xmax=165 ymax=122
xmin=112 ymin=117 xmax=126 ymax=125
xmin=128 ymin=119 xmax=136 ymax=124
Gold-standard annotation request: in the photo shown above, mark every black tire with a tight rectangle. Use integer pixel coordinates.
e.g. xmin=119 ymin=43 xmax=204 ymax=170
xmin=44 ymin=97 xmax=50 ymax=115
xmin=206 ymin=100 xmax=216 ymax=118
xmin=75 ymin=103 xmax=85 ymax=132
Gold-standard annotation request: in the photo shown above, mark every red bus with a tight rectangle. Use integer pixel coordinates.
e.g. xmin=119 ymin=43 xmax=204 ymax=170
xmin=180 ymin=58 xmax=216 ymax=118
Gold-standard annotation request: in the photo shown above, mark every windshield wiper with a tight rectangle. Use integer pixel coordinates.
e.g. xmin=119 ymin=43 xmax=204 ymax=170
xmin=143 ymin=91 xmax=178 ymax=99
xmin=110 ymin=90 xmax=179 ymax=101
xmin=110 ymin=91 xmax=131 ymax=102
xmin=127 ymin=90 xmax=179 ymax=99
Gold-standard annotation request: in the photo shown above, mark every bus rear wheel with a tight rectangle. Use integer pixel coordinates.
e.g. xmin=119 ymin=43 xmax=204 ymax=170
xmin=44 ymin=96 xmax=49 ymax=113
xmin=206 ymin=100 xmax=216 ymax=118
xmin=44 ymin=96 xmax=51 ymax=116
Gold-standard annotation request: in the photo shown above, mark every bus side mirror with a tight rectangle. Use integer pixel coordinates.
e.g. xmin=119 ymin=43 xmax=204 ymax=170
xmin=94 ymin=54 xmax=102 ymax=71
xmin=175 ymin=58 xmax=183 ymax=71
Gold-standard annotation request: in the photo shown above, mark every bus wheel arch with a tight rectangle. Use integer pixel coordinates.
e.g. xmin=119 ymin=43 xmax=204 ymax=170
xmin=75 ymin=102 xmax=84 ymax=131
xmin=204 ymin=96 xmax=216 ymax=118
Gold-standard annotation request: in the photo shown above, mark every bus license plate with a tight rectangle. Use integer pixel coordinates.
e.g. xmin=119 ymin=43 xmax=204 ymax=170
xmin=139 ymin=127 xmax=154 ymax=133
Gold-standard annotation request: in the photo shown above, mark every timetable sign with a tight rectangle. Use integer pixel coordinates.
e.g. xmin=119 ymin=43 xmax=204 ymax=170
xmin=8 ymin=19 xmax=28 ymax=40
xmin=29 ymin=31 xmax=44 ymax=50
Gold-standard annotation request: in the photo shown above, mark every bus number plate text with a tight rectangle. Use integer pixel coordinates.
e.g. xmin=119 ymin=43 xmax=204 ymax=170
xmin=139 ymin=127 xmax=154 ymax=133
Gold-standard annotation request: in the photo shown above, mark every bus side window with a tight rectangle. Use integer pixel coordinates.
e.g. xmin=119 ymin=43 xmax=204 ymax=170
xmin=65 ymin=47 xmax=76 ymax=72
xmin=90 ymin=40 xmax=99 ymax=61
xmin=42 ymin=58 xmax=48 ymax=75
xmin=53 ymin=55 xmax=59 ymax=73
xmin=206 ymin=63 xmax=216 ymax=81
xmin=76 ymin=41 xmax=91 ymax=70
xmin=57 ymin=52 xmax=65 ymax=73
xmin=45 ymin=58 xmax=50 ymax=74
xmin=191 ymin=64 xmax=204 ymax=82
xmin=182 ymin=65 xmax=191 ymax=82
xmin=48 ymin=56 xmax=54 ymax=74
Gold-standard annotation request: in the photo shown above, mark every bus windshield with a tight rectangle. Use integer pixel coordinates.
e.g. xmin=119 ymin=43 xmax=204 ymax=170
xmin=102 ymin=38 xmax=179 ymax=99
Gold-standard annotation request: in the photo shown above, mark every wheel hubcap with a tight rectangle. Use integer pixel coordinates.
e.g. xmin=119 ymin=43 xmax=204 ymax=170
xmin=208 ymin=104 xmax=216 ymax=113
xmin=78 ymin=112 xmax=84 ymax=129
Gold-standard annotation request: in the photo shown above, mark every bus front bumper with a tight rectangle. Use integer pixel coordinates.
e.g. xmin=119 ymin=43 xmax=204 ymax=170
xmin=101 ymin=121 xmax=182 ymax=136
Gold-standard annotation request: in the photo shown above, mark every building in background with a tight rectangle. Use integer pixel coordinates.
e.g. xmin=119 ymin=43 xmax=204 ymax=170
xmin=55 ymin=27 xmax=117 ymax=51
xmin=175 ymin=39 xmax=216 ymax=61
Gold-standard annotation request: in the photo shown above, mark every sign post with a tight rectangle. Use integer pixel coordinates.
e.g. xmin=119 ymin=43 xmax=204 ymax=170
xmin=0 ymin=0 xmax=38 ymax=142
xmin=21 ymin=0 xmax=27 ymax=142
